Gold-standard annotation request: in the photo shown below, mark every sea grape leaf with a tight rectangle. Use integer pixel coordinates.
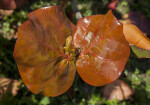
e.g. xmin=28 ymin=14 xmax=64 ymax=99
xmin=13 ymin=6 xmax=76 ymax=97
xmin=74 ymin=10 xmax=130 ymax=86
xmin=131 ymin=45 xmax=150 ymax=58
xmin=123 ymin=24 xmax=150 ymax=50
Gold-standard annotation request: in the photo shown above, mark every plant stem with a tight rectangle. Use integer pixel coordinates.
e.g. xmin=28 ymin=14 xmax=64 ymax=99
xmin=70 ymin=0 xmax=82 ymax=20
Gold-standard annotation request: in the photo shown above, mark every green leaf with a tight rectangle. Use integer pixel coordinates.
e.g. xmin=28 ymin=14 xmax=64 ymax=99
xmin=40 ymin=97 xmax=50 ymax=105
xmin=131 ymin=45 xmax=150 ymax=58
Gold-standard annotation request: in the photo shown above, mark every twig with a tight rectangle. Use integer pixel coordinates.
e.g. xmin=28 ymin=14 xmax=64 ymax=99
xmin=70 ymin=0 xmax=82 ymax=20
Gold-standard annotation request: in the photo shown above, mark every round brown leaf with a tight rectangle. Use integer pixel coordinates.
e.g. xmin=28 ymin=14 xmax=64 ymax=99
xmin=74 ymin=10 xmax=130 ymax=86
xmin=13 ymin=6 xmax=76 ymax=97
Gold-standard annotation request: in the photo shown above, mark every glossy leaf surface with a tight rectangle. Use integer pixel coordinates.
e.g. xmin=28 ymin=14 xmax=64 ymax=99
xmin=13 ymin=6 xmax=76 ymax=97
xmin=74 ymin=10 xmax=130 ymax=86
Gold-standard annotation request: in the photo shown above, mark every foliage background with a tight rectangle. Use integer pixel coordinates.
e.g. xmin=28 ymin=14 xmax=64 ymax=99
xmin=0 ymin=0 xmax=150 ymax=105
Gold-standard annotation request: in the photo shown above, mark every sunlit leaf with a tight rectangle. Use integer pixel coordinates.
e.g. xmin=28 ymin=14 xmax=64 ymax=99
xmin=13 ymin=6 xmax=76 ymax=97
xmin=123 ymin=24 xmax=150 ymax=50
xmin=74 ymin=10 xmax=130 ymax=86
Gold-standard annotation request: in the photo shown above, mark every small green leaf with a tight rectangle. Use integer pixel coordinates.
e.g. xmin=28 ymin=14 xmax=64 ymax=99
xmin=131 ymin=45 xmax=150 ymax=58
xmin=40 ymin=97 xmax=50 ymax=105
